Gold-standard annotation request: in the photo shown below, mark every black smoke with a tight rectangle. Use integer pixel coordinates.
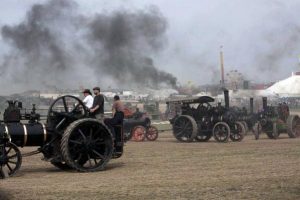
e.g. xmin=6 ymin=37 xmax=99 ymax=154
xmin=0 ymin=0 xmax=177 ymax=93
xmin=88 ymin=7 xmax=177 ymax=88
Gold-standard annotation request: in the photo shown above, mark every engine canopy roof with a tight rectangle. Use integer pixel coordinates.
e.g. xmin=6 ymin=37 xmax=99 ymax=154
xmin=166 ymin=96 xmax=215 ymax=104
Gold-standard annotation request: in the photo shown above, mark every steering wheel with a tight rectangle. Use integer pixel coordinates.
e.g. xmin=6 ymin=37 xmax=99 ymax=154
xmin=47 ymin=95 xmax=88 ymax=131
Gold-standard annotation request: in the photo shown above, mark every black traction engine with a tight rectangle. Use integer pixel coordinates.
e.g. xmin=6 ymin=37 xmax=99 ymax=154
xmin=0 ymin=95 xmax=124 ymax=178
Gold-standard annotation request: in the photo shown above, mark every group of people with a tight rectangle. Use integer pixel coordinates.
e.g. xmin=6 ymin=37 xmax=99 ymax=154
xmin=81 ymin=87 xmax=125 ymax=133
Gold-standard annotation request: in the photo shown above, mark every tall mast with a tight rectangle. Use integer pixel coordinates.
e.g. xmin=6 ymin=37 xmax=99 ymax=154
xmin=220 ymin=45 xmax=225 ymax=88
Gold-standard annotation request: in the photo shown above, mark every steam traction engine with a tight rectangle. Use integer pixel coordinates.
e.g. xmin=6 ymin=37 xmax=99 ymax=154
xmin=0 ymin=95 xmax=124 ymax=178
xmin=166 ymin=90 xmax=246 ymax=143
xmin=252 ymin=97 xmax=300 ymax=140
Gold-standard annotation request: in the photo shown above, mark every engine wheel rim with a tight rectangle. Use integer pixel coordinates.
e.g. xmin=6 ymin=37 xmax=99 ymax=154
xmin=146 ymin=126 xmax=159 ymax=141
xmin=241 ymin=121 xmax=249 ymax=134
xmin=213 ymin=122 xmax=230 ymax=142
xmin=62 ymin=119 xmax=113 ymax=171
xmin=173 ymin=116 xmax=195 ymax=141
xmin=0 ymin=142 xmax=22 ymax=176
xmin=293 ymin=125 xmax=300 ymax=137
xmin=292 ymin=120 xmax=299 ymax=135
xmin=230 ymin=122 xmax=245 ymax=142
xmin=290 ymin=116 xmax=300 ymax=137
xmin=132 ymin=126 xmax=146 ymax=142
xmin=47 ymin=95 xmax=88 ymax=132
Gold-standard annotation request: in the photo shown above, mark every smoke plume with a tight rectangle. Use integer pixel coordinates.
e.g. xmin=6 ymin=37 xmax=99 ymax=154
xmin=88 ymin=7 xmax=176 ymax=88
xmin=0 ymin=0 xmax=177 ymax=94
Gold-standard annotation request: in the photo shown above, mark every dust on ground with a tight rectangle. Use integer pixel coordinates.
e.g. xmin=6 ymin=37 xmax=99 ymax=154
xmin=1 ymin=132 xmax=300 ymax=200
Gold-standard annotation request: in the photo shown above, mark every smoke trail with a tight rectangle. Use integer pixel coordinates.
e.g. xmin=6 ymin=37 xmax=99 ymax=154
xmin=1 ymin=0 xmax=79 ymax=91
xmin=88 ymin=6 xmax=176 ymax=89
xmin=0 ymin=0 xmax=177 ymax=94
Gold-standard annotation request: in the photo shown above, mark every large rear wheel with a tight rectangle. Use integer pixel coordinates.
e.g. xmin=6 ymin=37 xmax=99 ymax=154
xmin=172 ymin=115 xmax=197 ymax=142
xmin=61 ymin=119 xmax=113 ymax=172
xmin=287 ymin=115 xmax=300 ymax=138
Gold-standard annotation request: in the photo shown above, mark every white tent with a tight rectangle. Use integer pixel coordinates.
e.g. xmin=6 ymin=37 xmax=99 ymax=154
xmin=266 ymin=73 xmax=300 ymax=97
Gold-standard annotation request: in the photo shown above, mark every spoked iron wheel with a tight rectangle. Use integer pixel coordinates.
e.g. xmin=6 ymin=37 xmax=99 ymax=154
xmin=213 ymin=122 xmax=230 ymax=143
xmin=132 ymin=126 xmax=146 ymax=142
xmin=0 ymin=142 xmax=22 ymax=177
xmin=253 ymin=122 xmax=262 ymax=140
xmin=241 ymin=121 xmax=249 ymax=134
xmin=47 ymin=95 xmax=88 ymax=132
xmin=230 ymin=121 xmax=246 ymax=142
xmin=61 ymin=119 xmax=113 ymax=172
xmin=146 ymin=125 xmax=159 ymax=141
xmin=287 ymin=115 xmax=300 ymax=138
xmin=265 ymin=122 xmax=278 ymax=139
xmin=172 ymin=115 xmax=197 ymax=142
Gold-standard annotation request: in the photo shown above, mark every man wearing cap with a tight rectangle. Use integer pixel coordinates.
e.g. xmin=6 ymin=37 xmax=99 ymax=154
xmin=90 ymin=87 xmax=104 ymax=120
xmin=82 ymin=89 xmax=93 ymax=109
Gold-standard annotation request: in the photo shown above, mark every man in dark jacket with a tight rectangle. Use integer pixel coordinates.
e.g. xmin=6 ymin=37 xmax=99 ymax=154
xmin=90 ymin=87 xmax=104 ymax=120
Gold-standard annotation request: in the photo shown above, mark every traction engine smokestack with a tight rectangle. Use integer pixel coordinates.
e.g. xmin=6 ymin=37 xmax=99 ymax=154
xmin=224 ymin=89 xmax=229 ymax=109
xmin=250 ymin=97 xmax=254 ymax=114
xmin=220 ymin=46 xmax=225 ymax=87
xmin=262 ymin=97 xmax=268 ymax=111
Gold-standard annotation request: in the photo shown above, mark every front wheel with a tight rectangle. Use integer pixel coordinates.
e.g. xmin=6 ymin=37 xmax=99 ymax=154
xmin=213 ymin=122 xmax=230 ymax=143
xmin=230 ymin=121 xmax=245 ymax=142
xmin=0 ymin=142 xmax=22 ymax=177
xmin=146 ymin=126 xmax=159 ymax=141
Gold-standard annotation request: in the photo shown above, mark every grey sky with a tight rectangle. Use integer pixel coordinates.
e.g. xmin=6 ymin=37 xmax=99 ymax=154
xmin=0 ymin=0 xmax=300 ymax=91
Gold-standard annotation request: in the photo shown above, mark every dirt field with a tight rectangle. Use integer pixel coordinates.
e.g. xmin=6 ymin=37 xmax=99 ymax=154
xmin=1 ymin=132 xmax=300 ymax=200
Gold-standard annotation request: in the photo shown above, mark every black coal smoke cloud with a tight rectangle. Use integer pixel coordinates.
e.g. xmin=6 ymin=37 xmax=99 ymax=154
xmin=88 ymin=7 xmax=177 ymax=88
xmin=0 ymin=0 xmax=177 ymax=93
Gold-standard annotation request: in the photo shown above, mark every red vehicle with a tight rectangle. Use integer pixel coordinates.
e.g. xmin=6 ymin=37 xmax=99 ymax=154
xmin=123 ymin=108 xmax=159 ymax=142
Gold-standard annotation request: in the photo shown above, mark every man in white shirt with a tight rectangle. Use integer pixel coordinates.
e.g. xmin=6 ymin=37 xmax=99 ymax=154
xmin=82 ymin=89 xmax=93 ymax=109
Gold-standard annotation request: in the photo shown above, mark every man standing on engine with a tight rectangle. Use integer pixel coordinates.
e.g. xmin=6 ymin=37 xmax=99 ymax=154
xmin=82 ymin=89 xmax=93 ymax=109
xmin=90 ymin=87 xmax=104 ymax=120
